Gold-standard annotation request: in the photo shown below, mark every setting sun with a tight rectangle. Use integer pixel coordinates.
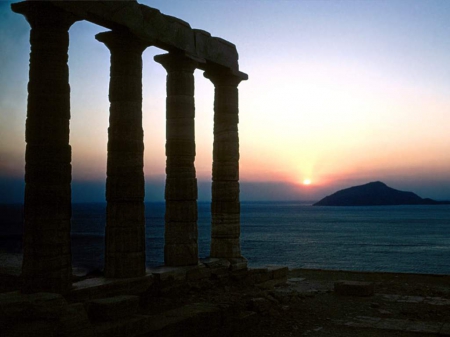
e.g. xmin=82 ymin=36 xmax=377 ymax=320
xmin=303 ymin=179 xmax=312 ymax=185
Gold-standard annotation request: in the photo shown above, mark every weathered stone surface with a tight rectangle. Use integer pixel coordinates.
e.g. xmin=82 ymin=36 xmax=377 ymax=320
xmin=334 ymin=280 xmax=375 ymax=297
xmin=87 ymin=295 xmax=139 ymax=322
xmin=267 ymin=265 xmax=289 ymax=280
xmin=211 ymin=201 xmax=240 ymax=214
xmin=165 ymin=178 xmax=198 ymax=200
xmin=211 ymin=222 xmax=240 ymax=238
xmin=155 ymin=53 xmax=199 ymax=267
xmin=105 ymin=226 xmax=145 ymax=253
xmin=165 ymin=222 xmax=198 ymax=243
xmin=185 ymin=263 xmax=212 ymax=281
xmin=50 ymin=1 xmax=242 ymax=71
xmin=212 ymin=181 xmax=239 ymax=201
xmin=165 ymin=201 xmax=198 ymax=222
xmin=57 ymin=303 xmax=93 ymax=337
xmin=11 ymin=1 xmax=78 ymax=294
xmin=105 ymin=252 xmax=146 ymax=279
xmin=212 ymin=161 xmax=239 ymax=180
xmin=165 ymin=243 xmax=198 ymax=266
xmin=148 ymin=266 xmax=187 ymax=283
xmin=210 ymin=238 xmax=241 ymax=258
xmin=96 ymin=31 xmax=147 ymax=279
xmin=68 ymin=274 xmax=154 ymax=302
xmin=229 ymin=257 xmax=248 ymax=272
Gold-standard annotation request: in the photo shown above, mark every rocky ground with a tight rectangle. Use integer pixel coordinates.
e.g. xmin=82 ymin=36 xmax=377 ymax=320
xmin=150 ymin=268 xmax=450 ymax=336
xmin=2 ymin=256 xmax=450 ymax=336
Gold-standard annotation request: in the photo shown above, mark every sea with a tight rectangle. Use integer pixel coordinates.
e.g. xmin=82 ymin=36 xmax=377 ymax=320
xmin=1 ymin=202 xmax=450 ymax=275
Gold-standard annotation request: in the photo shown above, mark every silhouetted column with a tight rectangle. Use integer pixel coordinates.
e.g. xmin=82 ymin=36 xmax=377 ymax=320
xmin=154 ymin=53 xmax=198 ymax=266
xmin=204 ymin=69 xmax=247 ymax=259
xmin=96 ymin=31 xmax=148 ymax=278
xmin=11 ymin=2 xmax=79 ymax=294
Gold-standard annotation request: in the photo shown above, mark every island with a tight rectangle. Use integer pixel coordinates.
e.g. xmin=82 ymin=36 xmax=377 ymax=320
xmin=313 ymin=181 xmax=450 ymax=206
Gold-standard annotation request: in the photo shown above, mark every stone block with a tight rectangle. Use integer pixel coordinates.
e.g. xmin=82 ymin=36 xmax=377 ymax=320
xmin=167 ymin=72 xmax=195 ymax=96
xmin=106 ymin=177 xmax=145 ymax=201
xmin=334 ymin=280 xmax=374 ymax=297
xmin=165 ymin=177 xmax=198 ymax=200
xmin=165 ymin=221 xmax=198 ymax=244
xmin=245 ymin=268 xmax=270 ymax=285
xmin=165 ymin=201 xmax=197 ymax=222
xmin=166 ymin=118 xmax=195 ymax=140
xmin=267 ymin=265 xmax=289 ymax=280
xmin=405 ymin=321 xmax=442 ymax=334
xmin=213 ymin=114 xmax=239 ymax=132
xmin=57 ymin=303 xmax=93 ymax=337
xmin=141 ymin=10 xmax=196 ymax=57
xmin=440 ymin=323 xmax=450 ymax=335
xmin=166 ymin=165 xmax=196 ymax=179
xmin=4 ymin=320 xmax=58 ymax=337
xmin=212 ymin=181 xmax=239 ymax=201
xmin=211 ymin=213 xmax=240 ymax=225
xmin=215 ymin=87 xmax=239 ymax=112
xmin=164 ymin=243 xmax=198 ymax=266
xmin=210 ymin=238 xmax=241 ymax=258
xmin=229 ymin=257 xmax=248 ymax=272
xmin=148 ymin=266 xmax=187 ymax=283
xmin=212 ymin=161 xmax=239 ymax=181
xmin=166 ymin=96 xmax=195 ymax=119
xmin=105 ymin=252 xmax=146 ymax=279
xmin=211 ymin=201 xmax=240 ymax=214
xmin=186 ymin=263 xmax=211 ymax=281
xmin=25 ymin=116 xmax=70 ymax=144
xmin=108 ymin=2 xmax=144 ymax=33
xmin=199 ymin=35 xmax=239 ymax=71
xmin=87 ymin=295 xmax=139 ymax=322
xmin=69 ymin=276 xmax=153 ymax=302
xmin=109 ymin=101 xmax=142 ymax=119
xmin=106 ymin=203 xmax=145 ymax=229
xmin=166 ymin=139 xmax=196 ymax=157
xmin=213 ymin=141 xmax=239 ymax=161
xmin=211 ymin=222 xmax=240 ymax=238
xmin=374 ymin=318 xmax=409 ymax=330
xmin=0 ymin=291 xmax=32 ymax=328
xmin=25 ymin=144 xmax=71 ymax=164
xmin=256 ymin=277 xmax=288 ymax=290
xmin=105 ymin=226 xmax=145 ymax=253
xmin=22 ymin=292 xmax=68 ymax=320
xmin=193 ymin=29 xmax=211 ymax=60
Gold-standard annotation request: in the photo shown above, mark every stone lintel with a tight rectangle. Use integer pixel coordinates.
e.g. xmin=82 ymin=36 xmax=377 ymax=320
xmin=41 ymin=0 xmax=242 ymax=72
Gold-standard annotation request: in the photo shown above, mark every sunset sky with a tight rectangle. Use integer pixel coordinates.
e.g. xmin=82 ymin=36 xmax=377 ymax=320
xmin=1 ymin=0 xmax=450 ymax=202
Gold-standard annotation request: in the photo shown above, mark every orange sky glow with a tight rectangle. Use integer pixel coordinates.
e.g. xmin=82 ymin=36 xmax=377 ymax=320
xmin=1 ymin=0 xmax=450 ymax=202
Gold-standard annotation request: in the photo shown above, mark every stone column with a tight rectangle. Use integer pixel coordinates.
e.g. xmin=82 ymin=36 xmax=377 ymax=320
xmin=154 ymin=53 xmax=198 ymax=266
xmin=204 ymin=69 xmax=247 ymax=259
xmin=11 ymin=2 xmax=79 ymax=293
xmin=95 ymin=31 xmax=148 ymax=278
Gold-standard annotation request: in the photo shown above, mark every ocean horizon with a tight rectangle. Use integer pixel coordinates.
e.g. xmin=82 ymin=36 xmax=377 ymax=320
xmin=1 ymin=202 xmax=450 ymax=275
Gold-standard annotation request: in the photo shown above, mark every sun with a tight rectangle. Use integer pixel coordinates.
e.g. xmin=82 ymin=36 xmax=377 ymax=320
xmin=303 ymin=179 xmax=312 ymax=185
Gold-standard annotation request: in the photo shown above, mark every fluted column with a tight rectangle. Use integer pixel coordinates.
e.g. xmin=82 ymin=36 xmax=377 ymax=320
xmin=204 ymin=69 xmax=247 ymax=259
xmin=154 ymin=53 xmax=198 ymax=266
xmin=96 ymin=31 xmax=148 ymax=278
xmin=11 ymin=2 xmax=79 ymax=294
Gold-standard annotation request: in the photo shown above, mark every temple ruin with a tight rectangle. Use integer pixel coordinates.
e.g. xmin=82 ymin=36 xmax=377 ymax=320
xmin=12 ymin=0 xmax=248 ymax=294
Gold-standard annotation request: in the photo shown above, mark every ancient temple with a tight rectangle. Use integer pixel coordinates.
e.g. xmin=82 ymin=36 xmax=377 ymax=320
xmin=12 ymin=0 xmax=247 ymax=294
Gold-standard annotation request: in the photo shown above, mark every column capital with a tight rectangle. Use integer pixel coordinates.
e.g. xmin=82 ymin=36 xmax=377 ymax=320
xmin=11 ymin=1 xmax=80 ymax=30
xmin=204 ymin=67 xmax=248 ymax=87
xmin=95 ymin=31 xmax=149 ymax=54
xmin=154 ymin=52 xmax=198 ymax=73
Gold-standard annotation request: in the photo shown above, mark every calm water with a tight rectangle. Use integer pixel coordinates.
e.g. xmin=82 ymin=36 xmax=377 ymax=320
xmin=1 ymin=202 xmax=450 ymax=274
